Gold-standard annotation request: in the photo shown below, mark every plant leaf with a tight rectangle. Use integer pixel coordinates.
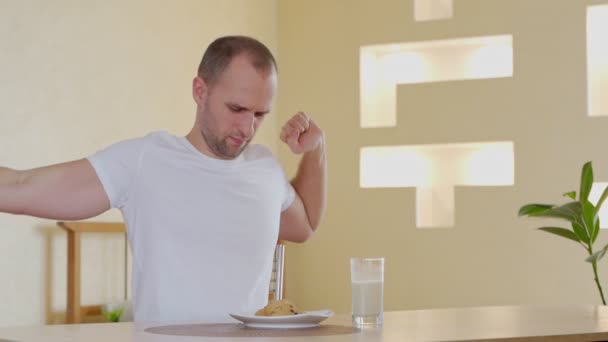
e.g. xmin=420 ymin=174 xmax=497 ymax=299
xmin=563 ymin=191 xmax=576 ymax=200
xmin=528 ymin=201 xmax=582 ymax=222
xmin=572 ymin=222 xmax=590 ymax=243
xmin=586 ymin=244 xmax=608 ymax=263
xmin=582 ymin=200 xmax=598 ymax=243
xmin=580 ymin=161 xmax=593 ymax=204
xmin=587 ymin=249 xmax=606 ymax=263
xmin=538 ymin=227 xmax=581 ymax=243
xmin=519 ymin=204 xmax=554 ymax=216
xmin=592 ymin=219 xmax=601 ymax=244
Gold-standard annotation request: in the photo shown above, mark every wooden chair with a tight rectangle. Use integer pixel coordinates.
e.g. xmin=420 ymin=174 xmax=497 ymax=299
xmin=57 ymin=222 xmax=127 ymax=323
xmin=57 ymin=221 xmax=286 ymax=323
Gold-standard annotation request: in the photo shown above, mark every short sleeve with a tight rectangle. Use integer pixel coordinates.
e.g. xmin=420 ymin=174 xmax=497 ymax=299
xmin=87 ymin=136 xmax=147 ymax=209
xmin=281 ymin=180 xmax=296 ymax=212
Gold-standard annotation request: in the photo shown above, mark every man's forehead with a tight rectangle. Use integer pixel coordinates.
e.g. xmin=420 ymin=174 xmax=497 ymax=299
xmin=221 ymin=80 xmax=276 ymax=110
xmin=222 ymin=54 xmax=275 ymax=78
xmin=210 ymin=66 xmax=276 ymax=91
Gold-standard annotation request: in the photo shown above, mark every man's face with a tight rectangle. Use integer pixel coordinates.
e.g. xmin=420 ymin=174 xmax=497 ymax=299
xmin=198 ymin=55 xmax=277 ymax=159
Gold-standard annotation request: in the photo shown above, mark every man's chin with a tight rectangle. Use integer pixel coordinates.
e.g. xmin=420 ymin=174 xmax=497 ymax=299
xmin=216 ymin=145 xmax=247 ymax=160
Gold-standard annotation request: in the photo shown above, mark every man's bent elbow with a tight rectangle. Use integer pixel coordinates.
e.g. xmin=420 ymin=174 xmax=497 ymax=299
xmin=291 ymin=227 xmax=315 ymax=243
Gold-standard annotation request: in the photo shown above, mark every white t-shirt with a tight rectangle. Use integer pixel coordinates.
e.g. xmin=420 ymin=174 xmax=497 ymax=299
xmin=87 ymin=131 xmax=295 ymax=322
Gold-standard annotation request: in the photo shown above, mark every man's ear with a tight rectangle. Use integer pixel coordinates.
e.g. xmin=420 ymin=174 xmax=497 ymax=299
xmin=192 ymin=76 xmax=208 ymax=106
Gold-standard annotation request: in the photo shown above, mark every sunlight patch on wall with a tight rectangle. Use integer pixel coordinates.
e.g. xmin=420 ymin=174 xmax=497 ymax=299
xmin=360 ymin=35 xmax=513 ymax=128
xmin=587 ymin=5 xmax=608 ymax=117
xmin=589 ymin=182 xmax=608 ymax=228
xmin=360 ymin=141 xmax=514 ymax=227
xmin=415 ymin=0 xmax=453 ymax=21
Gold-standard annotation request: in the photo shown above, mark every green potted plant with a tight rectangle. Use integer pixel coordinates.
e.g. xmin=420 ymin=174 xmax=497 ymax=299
xmin=101 ymin=303 xmax=124 ymax=323
xmin=519 ymin=161 xmax=608 ymax=304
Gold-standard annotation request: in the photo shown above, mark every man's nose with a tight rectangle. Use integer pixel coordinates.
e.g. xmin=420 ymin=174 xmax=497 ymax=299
xmin=237 ymin=113 xmax=256 ymax=137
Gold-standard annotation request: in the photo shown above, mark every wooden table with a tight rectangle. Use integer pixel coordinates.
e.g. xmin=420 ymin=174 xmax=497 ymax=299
xmin=2 ymin=305 xmax=608 ymax=341
xmin=57 ymin=221 xmax=127 ymax=324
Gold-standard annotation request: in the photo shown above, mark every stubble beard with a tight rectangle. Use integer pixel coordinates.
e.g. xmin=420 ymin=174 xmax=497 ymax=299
xmin=200 ymin=107 xmax=250 ymax=160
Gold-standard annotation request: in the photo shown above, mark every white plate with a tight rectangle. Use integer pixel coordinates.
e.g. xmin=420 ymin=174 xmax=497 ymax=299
xmin=229 ymin=310 xmax=334 ymax=329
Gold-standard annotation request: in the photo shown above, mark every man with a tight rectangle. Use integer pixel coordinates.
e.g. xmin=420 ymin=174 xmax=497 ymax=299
xmin=0 ymin=36 xmax=326 ymax=322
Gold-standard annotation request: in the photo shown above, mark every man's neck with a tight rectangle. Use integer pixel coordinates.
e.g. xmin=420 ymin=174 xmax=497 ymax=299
xmin=186 ymin=129 xmax=215 ymax=157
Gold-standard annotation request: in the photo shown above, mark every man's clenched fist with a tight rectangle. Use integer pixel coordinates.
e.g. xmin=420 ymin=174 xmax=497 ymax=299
xmin=280 ymin=112 xmax=324 ymax=154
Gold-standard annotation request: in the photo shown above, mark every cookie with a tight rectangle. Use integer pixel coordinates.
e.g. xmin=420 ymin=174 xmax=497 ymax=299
xmin=254 ymin=299 xmax=299 ymax=316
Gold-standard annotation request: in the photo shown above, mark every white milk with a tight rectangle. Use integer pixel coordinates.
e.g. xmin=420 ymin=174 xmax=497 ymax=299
xmin=351 ymin=280 xmax=383 ymax=316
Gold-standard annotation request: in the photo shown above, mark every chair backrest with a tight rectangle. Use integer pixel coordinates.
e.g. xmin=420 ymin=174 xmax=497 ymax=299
xmin=59 ymin=221 xmax=286 ymax=322
xmin=269 ymin=242 xmax=286 ymax=301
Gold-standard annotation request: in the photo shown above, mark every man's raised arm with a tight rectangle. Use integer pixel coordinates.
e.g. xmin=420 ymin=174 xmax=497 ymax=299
xmin=278 ymin=112 xmax=327 ymax=242
xmin=0 ymin=159 xmax=110 ymax=220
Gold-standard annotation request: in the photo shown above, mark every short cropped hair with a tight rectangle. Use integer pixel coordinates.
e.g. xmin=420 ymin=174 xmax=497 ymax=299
xmin=197 ymin=35 xmax=277 ymax=86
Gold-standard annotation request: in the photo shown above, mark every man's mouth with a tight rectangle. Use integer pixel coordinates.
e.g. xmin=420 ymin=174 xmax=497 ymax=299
xmin=227 ymin=136 xmax=247 ymax=146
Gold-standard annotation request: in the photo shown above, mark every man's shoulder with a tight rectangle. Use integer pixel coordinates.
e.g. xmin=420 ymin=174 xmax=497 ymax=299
xmin=100 ymin=131 xmax=181 ymax=156
xmin=142 ymin=130 xmax=175 ymax=143
xmin=128 ymin=131 xmax=185 ymax=150
xmin=112 ymin=131 xmax=169 ymax=145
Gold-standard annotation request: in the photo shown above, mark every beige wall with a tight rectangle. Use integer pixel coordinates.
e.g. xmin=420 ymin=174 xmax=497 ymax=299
xmin=278 ymin=0 xmax=608 ymax=314
xmin=4 ymin=0 xmax=608 ymax=328
xmin=0 ymin=0 xmax=277 ymax=326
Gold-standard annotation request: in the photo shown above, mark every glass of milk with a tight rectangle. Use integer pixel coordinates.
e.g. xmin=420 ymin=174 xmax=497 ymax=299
xmin=350 ymin=257 xmax=384 ymax=326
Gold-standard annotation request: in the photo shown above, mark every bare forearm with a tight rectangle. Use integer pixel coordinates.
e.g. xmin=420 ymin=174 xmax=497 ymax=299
xmin=0 ymin=160 xmax=110 ymax=219
xmin=0 ymin=167 xmax=21 ymax=186
xmin=291 ymin=137 xmax=327 ymax=231
xmin=0 ymin=166 xmax=24 ymax=214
